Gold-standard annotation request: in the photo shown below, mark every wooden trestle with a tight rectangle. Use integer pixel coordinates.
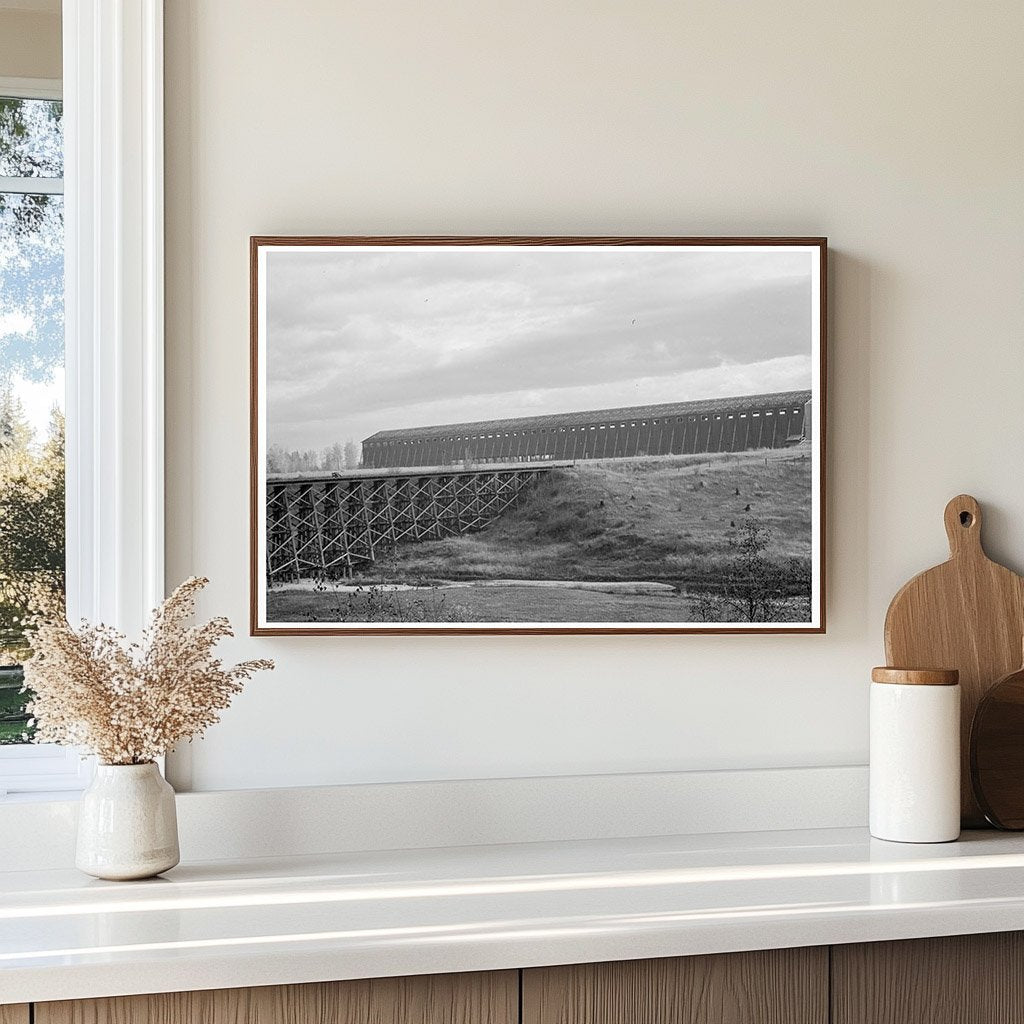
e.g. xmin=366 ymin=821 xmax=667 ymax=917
xmin=265 ymin=463 xmax=556 ymax=583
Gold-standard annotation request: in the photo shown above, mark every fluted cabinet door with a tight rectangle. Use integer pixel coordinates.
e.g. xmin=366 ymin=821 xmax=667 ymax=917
xmin=832 ymin=933 xmax=1024 ymax=1024
xmin=522 ymin=949 xmax=828 ymax=1024
xmin=0 ymin=1007 xmax=29 ymax=1024
xmin=35 ymin=971 xmax=518 ymax=1024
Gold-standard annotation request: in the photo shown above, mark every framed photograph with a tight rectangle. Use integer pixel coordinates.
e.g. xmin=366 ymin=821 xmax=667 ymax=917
xmin=251 ymin=236 xmax=826 ymax=635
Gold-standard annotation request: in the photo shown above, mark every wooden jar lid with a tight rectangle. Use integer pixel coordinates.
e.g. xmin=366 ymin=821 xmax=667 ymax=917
xmin=871 ymin=667 xmax=960 ymax=686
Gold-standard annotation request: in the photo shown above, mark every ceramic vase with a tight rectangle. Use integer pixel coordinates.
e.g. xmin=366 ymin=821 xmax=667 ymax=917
xmin=76 ymin=762 xmax=180 ymax=880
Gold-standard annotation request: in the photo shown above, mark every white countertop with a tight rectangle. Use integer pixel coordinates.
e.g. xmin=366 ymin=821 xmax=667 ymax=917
xmin=4 ymin=826 xmax=1024 ymax=1004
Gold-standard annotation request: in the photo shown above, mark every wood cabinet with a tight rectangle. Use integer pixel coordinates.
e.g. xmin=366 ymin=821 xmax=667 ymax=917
xmin=34 ymin=972 xmax=517 ymax=1024
xmin=522 ymin=948 xmax=827 ymax=1024
xmin=832 ymin=932 xmax=1024 ymax=1024
xmin=14 ymin=933 xmax=1024 ymax=1024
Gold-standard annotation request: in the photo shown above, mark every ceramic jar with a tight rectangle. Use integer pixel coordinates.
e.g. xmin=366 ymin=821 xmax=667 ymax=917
xmin=870 ymin=667 xmax=961 ymax=844
xmin=76 ymin=762 xmax=180 ymax=880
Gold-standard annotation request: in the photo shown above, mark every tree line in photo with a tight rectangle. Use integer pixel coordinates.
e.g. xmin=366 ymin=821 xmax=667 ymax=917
xmin=266 ymin=440 xmax=362 ymax=475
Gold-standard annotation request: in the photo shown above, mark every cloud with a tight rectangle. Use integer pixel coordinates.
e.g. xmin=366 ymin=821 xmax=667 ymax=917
xmin=264 ymin=245 xmax=814 ymax=450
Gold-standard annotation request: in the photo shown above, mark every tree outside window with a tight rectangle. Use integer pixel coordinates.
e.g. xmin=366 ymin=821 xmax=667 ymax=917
xmin=0 ymin=94 xmax=65 ymax=744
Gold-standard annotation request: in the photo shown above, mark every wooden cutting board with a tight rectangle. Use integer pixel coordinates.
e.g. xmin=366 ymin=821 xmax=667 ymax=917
xmin=970 ymin=653 xmax=1024 ymax=829
xmin=884 ymin=494 xmax=1024 ymax=826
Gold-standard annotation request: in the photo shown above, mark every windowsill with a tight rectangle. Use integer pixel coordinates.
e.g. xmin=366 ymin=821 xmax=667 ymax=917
xmin=4 ymin=826 xmax=1024 ymax=1004
xmin=0 ymin=745 xmax=95 ymax=799
xmin=0 ymin=789 xmax=84 ymax=804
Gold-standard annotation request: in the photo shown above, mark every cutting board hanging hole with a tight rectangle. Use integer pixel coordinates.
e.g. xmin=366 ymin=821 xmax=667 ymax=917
xmin=944 ymin=494 xmax=983 ymax=556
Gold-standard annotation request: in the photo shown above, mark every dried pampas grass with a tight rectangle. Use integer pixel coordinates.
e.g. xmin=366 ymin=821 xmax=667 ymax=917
xmin=23 ymin=577 xmax=273 ymax=765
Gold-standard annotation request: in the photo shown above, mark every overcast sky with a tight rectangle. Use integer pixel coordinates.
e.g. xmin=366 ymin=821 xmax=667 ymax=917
xmin=266 ymin=246 xmax=814 ymax=452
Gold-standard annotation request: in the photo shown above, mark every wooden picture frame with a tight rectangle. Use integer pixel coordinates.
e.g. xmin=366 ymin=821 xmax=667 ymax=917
xmin=251 ymin=236 xmax=827 ymax=635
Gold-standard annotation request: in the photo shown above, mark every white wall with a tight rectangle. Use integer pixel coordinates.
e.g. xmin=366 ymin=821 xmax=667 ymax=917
xmin=164 ymin=0 xmax=1024 ymax=792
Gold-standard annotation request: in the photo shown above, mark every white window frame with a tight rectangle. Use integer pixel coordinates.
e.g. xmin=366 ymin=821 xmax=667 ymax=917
xmin=0 ymin=77 xmax=64 ymax=192
xmin=0 ymin=0 xmax=164 ymax=798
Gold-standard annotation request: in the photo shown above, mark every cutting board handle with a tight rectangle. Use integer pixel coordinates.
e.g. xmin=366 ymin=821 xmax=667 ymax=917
xmin=944 ymin=494 xmax=983 ymax=558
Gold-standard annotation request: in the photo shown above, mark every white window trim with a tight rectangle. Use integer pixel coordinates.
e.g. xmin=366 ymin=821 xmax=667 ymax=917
xmin=0 ymin=77 xmax=64 ymax=194
xmin=0 ymin=78 xmax=64 ymax=197
xmin=0 ymin=176 xmax=63 ymax=195
xmin=0 ymin=76 xmax=62 ymax=101
xmin=63 ymin=0 xmax=164 ymax=633
xmin=0 ymin=743 xmax=92 ymax=796
xmin=0 ymin=2 xmax=165 ymax=797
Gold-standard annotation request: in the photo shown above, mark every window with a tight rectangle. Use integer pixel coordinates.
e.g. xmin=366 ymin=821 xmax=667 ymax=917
xmin=0 ymin=89 xmax=65 ymax=750
xmin=1 ymin=6 xmax=165 ymax=794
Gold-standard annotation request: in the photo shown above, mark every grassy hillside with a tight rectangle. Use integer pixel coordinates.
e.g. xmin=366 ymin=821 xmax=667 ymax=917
xmin=363 ymin=447 xmax=812 ymax=588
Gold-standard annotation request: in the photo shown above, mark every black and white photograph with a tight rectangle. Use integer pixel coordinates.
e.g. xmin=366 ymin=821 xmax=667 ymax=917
xmin=251 ymin=238 xmax=825 ymax=634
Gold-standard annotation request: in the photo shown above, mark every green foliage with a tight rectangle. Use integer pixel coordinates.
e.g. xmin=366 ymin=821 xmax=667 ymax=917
xmin=0 ymin=397 xmax=64 ymax=579
xmin=0 ymin=392 xmax=65 ymax=741
xmin=0 ymin=97 xmax=63 ymax=178
xmin=0 ymin=664 xmax=30 ymax=743
xmin=1 ymin=96 xmax=65 ymax=384
xmin=0 ymin=96 xmax=65 ymax=741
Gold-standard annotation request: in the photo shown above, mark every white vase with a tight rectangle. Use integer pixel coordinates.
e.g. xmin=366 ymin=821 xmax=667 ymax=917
xmin=76 ymin=762 xmax=180 ymax=880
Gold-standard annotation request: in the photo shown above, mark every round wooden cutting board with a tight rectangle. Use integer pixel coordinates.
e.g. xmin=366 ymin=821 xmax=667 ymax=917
xmin=971 ymin=658 xmax=1024 ymax=829
xmin=884 ymin=494 xmax=1024 ymax=827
